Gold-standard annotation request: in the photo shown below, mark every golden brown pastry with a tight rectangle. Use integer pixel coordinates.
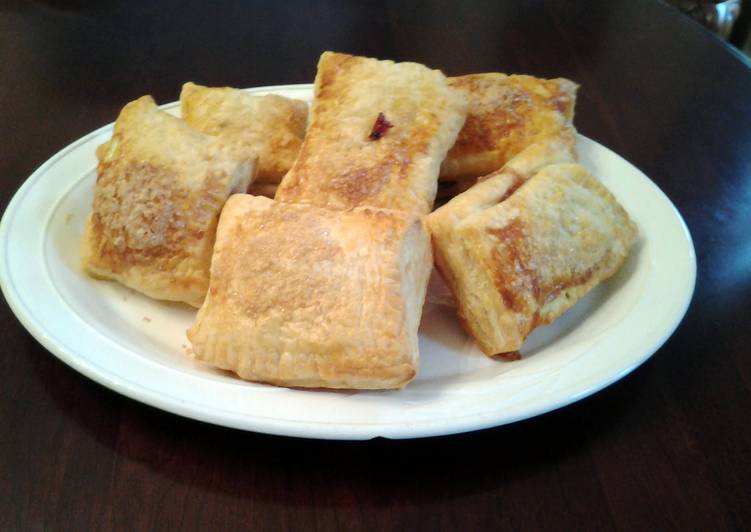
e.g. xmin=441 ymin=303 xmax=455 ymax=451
xmin=180 ymin=82 xmax=308 ymax=184
xmin=275 ymin=51 xmax=468 ymax=217
xmin=187 ymin=195 xmax=432 ymax=389
xmin=440 ymin=73 xmax=578 ymax=180
xmin=81 ymin=95 xmax=254 ymax=307
xmin=427 ymin=160 xmax=636 ymax=357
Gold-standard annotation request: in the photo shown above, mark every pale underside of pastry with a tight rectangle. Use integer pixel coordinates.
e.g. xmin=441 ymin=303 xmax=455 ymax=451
xmin=187 ymin=194 xmax=433 ymax=389
xmin=427 ymin=159 xmax=636 ymax=357
xmin=180 ymin=82 xmax=308 ymax=185
xmin=440 ymin=73 xmax=578 ymax=181
xmin=275 ymin=51 xmax=468 ymax=217
xmin=81 ymin=95 xmax=254 ymax=308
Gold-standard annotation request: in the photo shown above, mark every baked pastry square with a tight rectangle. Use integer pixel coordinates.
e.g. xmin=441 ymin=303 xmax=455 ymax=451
xmin=81 ymin=95 xmax=254 ymax=307
xmin=275 ymin=51 xmax=468 ymax=217
xmin=440 ymin=73 xmax=578 ymax=180
xmin=427 ymin=161 xmax=636 ymax=357
xmin=187 ymin=195 xmax=433 ymax=389
xmin=181 ymin=82 xmax=308 ymax=185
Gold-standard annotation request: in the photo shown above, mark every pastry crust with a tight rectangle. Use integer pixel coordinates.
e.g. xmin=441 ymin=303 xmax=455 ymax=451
xmin=427 ymin=161 xmax=636 ymax=356
xmin=440 ymin=73 xmax=578 ymax=180
xmin=187 ymin=195 xmax=433 ymax=389
xmin=275 ymin=51 xmax=468 ymax=217
xmin=81 ymin=96 xmax=254 ymax=307
xmin=180 ymin=82 xmax=308 ymax=184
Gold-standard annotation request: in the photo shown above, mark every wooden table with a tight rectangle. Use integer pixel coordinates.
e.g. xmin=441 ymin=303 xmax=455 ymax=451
xmin=2 ymin=0 xmax=750 ymax=529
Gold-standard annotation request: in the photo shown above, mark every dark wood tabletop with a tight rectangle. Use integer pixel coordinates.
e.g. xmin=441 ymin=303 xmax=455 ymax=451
xmin=2 ymin=0 xmax=751 ymax=529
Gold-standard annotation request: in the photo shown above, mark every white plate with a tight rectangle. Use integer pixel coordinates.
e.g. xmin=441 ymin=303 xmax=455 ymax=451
xmin=0 ymin=84 xmax=695 ymax=440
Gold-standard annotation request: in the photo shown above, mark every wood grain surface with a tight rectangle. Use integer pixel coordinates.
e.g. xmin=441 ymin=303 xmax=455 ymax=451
xmin=1 ymin=0 xmax=750 ymax=530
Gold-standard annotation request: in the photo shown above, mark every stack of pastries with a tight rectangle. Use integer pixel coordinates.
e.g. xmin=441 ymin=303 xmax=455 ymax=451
xmin=81 ymin=51 xmax=637 ymax=390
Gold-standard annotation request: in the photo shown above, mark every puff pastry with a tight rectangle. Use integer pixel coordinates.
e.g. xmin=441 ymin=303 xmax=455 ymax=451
xmin=427 ymin=161 xmax=636 ymax=357
xmin=181 ymin=82 xmax=308 ymax=184
xmin=81 ymin=96 xmax=254 ymax=307
xmin=187 ymin=195 xmax=433 ymax=389
xmin=440 ymin=73 xmax=578 ymax=180
xmin=275 ymin=51 xmax=468 ymax=217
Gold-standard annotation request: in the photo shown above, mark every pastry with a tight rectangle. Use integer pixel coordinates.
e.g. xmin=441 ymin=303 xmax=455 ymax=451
xmin=187 ymin=194 xmax=432 ymax=389
xmin=427 ymin=160 xmax=636 ymax=357
xmin=181 ymin=82 xmax=308 ymax=184
xmin=440 ymin=73 xmax=578 ymax=180
xmin=275 ymin=51 xmax=468 ymax=217
xmin=81 ymin=95 xmax=254 ymax=307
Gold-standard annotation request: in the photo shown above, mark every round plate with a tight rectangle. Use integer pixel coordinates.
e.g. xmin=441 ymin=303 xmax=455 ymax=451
xmin=0 ymin=84 xmax=696 ymax=439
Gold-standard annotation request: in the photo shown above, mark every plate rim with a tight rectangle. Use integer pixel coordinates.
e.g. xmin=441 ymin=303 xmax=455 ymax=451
xmin=0 ymin=84 xmax=697 ymax=440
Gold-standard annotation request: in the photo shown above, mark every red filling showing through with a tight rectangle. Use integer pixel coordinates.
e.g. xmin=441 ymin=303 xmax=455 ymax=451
xmin=369 ymin=112 xmax=393 ymax=140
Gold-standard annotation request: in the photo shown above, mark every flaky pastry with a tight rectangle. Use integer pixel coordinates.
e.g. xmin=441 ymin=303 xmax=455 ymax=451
xmin=427 ymin=158 xmax=636 ymax=357
xmin=440 ymin=73 xmax=578 ymax=180
xmin=187 ymin=195 xmax=432 ymax=389
xmin=275 ymin=51 xmax=468 ymax=216
xmin=181 ymin=82 xmax=308 ymax=184
xmin=81 ymin=96 xmax=254 ymax=307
